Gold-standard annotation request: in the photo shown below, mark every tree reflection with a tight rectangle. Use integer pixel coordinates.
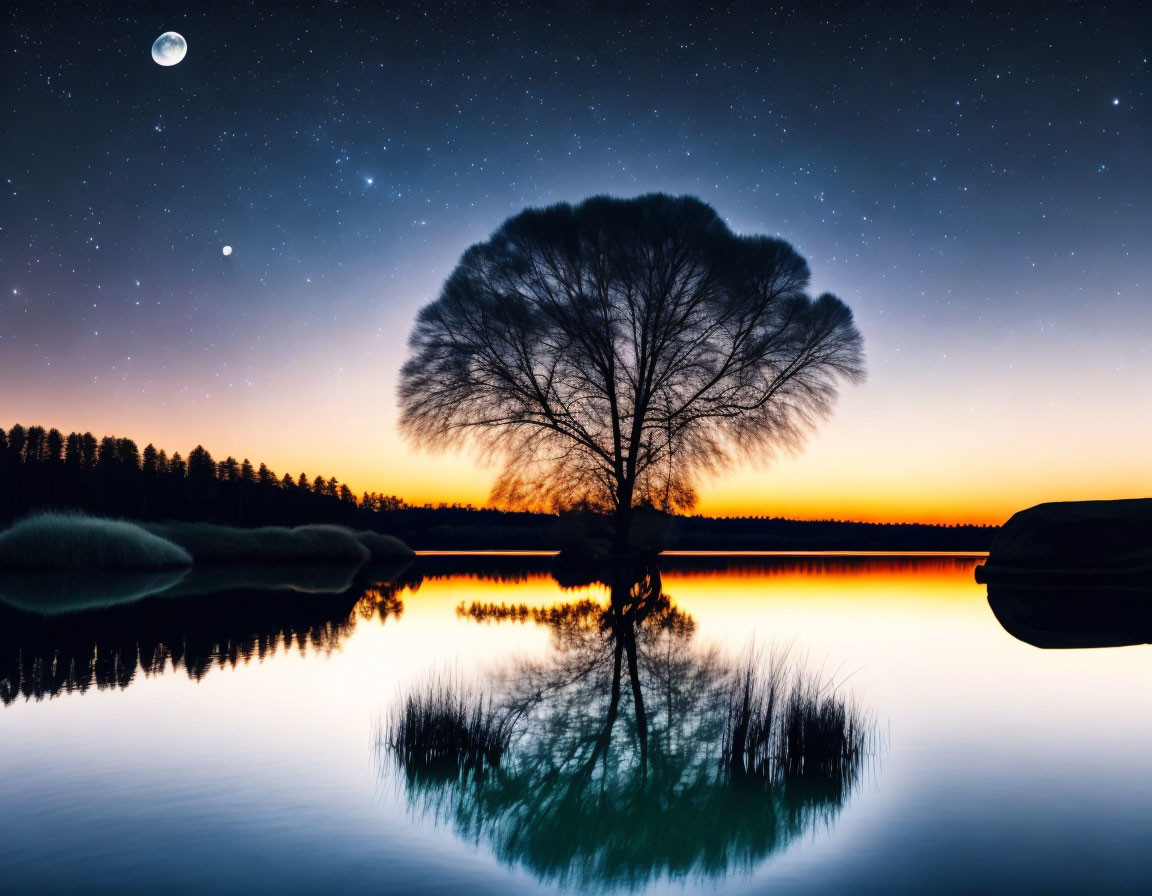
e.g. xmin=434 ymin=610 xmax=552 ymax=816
xmin=386 ymin=566 xmax=871 ymax=891
xmin=0 ymin=566 xmax=407 ymax=705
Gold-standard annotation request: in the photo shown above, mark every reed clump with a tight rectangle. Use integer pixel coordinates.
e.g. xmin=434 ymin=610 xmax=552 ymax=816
xmin=722 ymin=654 xmax=870 ymax=785
xmin=387 ymin=674 xmax=513 ymax=779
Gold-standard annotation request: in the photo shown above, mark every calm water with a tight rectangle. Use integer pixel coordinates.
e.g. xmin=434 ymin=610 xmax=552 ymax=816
xmin=1 ymin=554 xmax=1149 ymax=895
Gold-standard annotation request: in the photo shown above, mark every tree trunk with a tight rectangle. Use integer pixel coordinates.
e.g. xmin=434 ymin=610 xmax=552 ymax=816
xmin=612 ymin=479 xmax=634 ymax=555
xmin=584 ymin=631 xmax=625 ymax=777
xmin=623 ymin=624 xmax=649 ymax=780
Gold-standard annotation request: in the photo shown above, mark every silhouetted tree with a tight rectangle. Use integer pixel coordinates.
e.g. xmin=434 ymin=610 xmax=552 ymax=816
xmin=399 ymin=194 xmax=865 ymax=550
xmin=44 ymin=428 xmax=64 ymax=465
xmin=217 ymin=456 xmax=239 ymax=481
xmin=239 ymin=458 xmax=255 ymax=483
xmin=116 ymin=438 xmax=140 ymax=469
xmin=187 ymin=445 xmax=216 ymax=481
xmin=8 ymin=425 xmax=27 ymax=462
xmin=63 ymin=432 xmax=83 ymax=468
xmin=80 ymin=433 xmax=97 ymax=468
xmin=97 ymin=436 xmax=117 ymax=468
xmin=24 ymin=426 xmax=46 ymax=463
xmin=46 ymin=429 xmax=64 ymax=464
xmin=142 ymin=444 xmax=160 ymax=477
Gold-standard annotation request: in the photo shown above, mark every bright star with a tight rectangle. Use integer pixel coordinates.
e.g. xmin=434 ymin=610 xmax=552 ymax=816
xmin=365 ymin=177 xmax=374 ymax=185
xmin=1112 ymin=97 xmax=1120 ymax=105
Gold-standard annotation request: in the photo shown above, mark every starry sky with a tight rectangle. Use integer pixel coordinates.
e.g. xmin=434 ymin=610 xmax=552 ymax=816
xmin=2 ymin=1 xmax=1149 ymax=524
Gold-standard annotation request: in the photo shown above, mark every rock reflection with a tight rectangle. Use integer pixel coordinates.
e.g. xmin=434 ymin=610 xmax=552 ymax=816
xmin=0 ymin=565 xmax=407 ymax=706
xmin=385 ymin=566 xmax=872 ymax=892
xmin=988 ymin=585 xmax=1152 ymax=649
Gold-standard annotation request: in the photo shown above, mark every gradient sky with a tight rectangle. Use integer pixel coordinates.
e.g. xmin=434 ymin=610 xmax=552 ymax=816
xmin=2 ymin=1 xmax=1149 ymax=524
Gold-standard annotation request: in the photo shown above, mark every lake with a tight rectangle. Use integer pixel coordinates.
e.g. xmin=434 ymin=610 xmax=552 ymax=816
xmin=1 ymin=554 xmax=1149 ymax=894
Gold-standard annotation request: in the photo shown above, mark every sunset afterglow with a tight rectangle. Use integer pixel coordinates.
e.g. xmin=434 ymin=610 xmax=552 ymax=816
xmin=4 ymin=5 xmax=1148 ymax=527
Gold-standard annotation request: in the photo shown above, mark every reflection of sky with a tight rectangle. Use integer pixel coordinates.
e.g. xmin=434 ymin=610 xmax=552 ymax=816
xmin=1 ymin=559 xmax=1149 ymax=893
xmin=2 ymin=4 xmax=1150 ymax=523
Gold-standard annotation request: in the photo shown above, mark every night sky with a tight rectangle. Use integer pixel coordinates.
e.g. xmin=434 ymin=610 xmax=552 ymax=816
xmin=2 ymin=1 xmax=1149 ymax=523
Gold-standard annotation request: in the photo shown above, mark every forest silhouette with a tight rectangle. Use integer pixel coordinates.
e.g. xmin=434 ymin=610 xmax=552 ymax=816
xmin=0 ymin=421 xmax=995 ymax=550
xmin=0 ymin=422 xmax=402 ymax=528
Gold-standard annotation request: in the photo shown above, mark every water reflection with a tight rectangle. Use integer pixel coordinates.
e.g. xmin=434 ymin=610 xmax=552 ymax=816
xmin=385 ymin=565 xmax=872 ymax=892
xmin=0 ymin=564 xmax=408 ymax=706
xmin=0 ymin=567 xmax=192 ymax=615
xmin=988 ymin=585 xmax=1152 ymax=649
xmin=401 ymin=552 xmax=980 ymax=588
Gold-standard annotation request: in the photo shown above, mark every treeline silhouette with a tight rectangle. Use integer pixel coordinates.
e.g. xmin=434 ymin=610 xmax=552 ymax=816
xmin=0 ymin=422 xmax=406 ymax=528
xmin=390 ymin=508 xmax=997 ymax=552
xmin=0 ymin=422 xmax=997 ymax=550
xmin=667 ymin=513 xmax=996 ymax=551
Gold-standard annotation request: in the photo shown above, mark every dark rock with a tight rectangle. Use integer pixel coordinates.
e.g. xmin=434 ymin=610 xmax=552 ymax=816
xmin=975 ymin=498 xmax=1152 ymax=585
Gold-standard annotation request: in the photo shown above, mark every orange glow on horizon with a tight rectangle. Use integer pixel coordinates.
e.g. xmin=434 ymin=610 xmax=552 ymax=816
xmin=6 ymin=382 xmax=1150 ymax=527
xmin=390 ymin=556 xmax=986 ymax=629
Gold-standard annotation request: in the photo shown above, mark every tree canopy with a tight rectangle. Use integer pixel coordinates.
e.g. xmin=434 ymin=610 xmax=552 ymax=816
xmin=399 ymin=193 xmax=864 ymax=546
